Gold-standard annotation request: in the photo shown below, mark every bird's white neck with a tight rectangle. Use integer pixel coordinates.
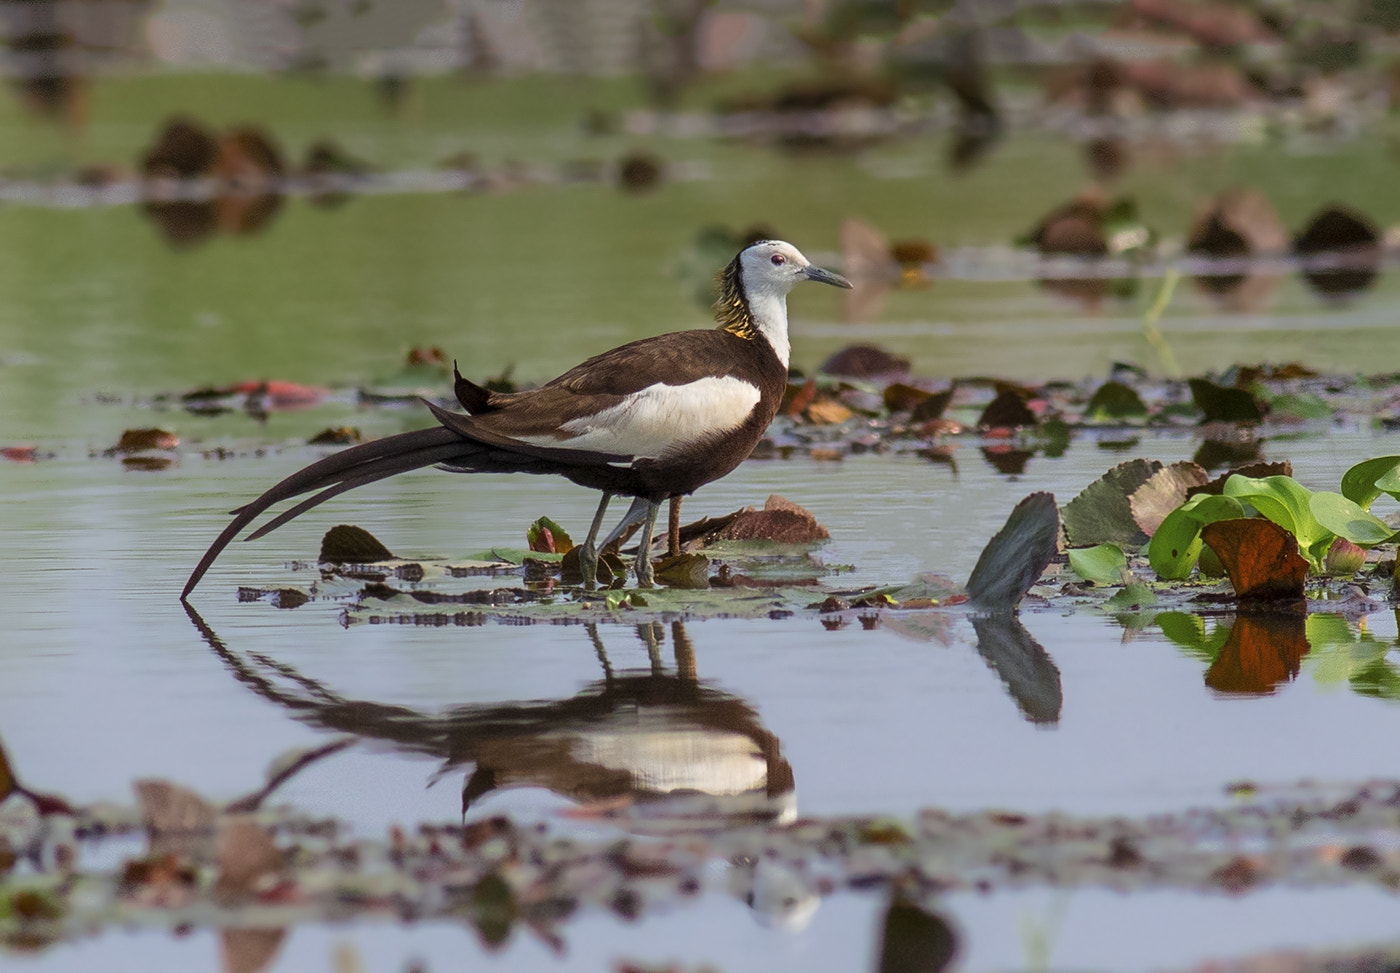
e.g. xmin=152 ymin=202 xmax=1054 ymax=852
xmin=746 ymin=289 xmax=791 ymax=369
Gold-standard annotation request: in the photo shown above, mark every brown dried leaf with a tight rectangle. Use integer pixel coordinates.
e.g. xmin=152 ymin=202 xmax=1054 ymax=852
xmin=1129 ymin=461 xmax=1210 ymax=536
xmin=714 ymin=495 xmax=830 ymax=544
xmin=805 ymin=397 xmax=853 ymax=425
xmin=1200 ymin=519 xmax=1308 ymax=604
xmin=115 ymin=428 xmax=179 ymax=452
xmin=781 ymin=378 xmax=818 ymax=416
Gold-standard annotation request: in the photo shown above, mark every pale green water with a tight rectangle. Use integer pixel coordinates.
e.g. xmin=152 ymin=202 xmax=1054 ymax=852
xmin=6 ymin=72 xmax=1400 ymax=973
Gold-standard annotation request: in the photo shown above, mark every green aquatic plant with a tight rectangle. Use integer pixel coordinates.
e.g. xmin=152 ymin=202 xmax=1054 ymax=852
xmin=1146 ymin=465 xmax=1400 ymax=580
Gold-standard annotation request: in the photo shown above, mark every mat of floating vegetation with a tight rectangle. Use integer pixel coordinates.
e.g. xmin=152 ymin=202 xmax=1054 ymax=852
xmin=7 ymin=774 xmax=1400 ymax=950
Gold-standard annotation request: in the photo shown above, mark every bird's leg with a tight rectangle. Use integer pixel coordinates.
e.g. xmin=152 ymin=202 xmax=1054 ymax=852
xmin=667 ymin=494 xmax=683 ymax=557
xmin=578 ymin=491 xmax=612 ymax=590
xmin=634 ymin=499 xmax=661 ymax=588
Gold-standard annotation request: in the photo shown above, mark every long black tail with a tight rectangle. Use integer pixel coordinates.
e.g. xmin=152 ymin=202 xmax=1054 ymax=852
xmin=183 ymin=404 xmax=637 ymax=599
xmin=183 ymin=426 xmax=474 ymax=598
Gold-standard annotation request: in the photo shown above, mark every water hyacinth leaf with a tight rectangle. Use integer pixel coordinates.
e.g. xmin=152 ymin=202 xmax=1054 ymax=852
xmin=1062 ymin=458 xmax=1161 ymax=547
xmin=965 ymin=493 xmax=1060 ymax=610
xmin=1146 ymin=494 xmax=1245 ymax=580
xmin=1188 ymin=378 xmax=1266 ymax=423
xmin=1129 ymin=460 xmax=1209 ymax=536
xmin=1067 ymin=543 xmax=1127 ymax=585
xmin=1223 ymin=474 xmax=1332 ymax=570
xmin=1085 ymin=381 xmax=1148 ymax=422
xmin=1309 ymin=492 xmax=1397 ymax=548
xmin=1200 ymin=519 xmax=1308 ymax=604
xmin=526 ymin=516 xmax=573 ymax=555
xmin=1340 ymin=455 xmax=1400 ymax=509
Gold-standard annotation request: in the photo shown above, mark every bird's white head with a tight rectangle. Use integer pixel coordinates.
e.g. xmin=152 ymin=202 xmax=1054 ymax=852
xmin=716 ymin=240 xmax=851 ymax=368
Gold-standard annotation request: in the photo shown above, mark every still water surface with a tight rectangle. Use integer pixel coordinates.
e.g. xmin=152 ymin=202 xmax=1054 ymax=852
xmin=6 ymin=74 xmax=1400 ymax=972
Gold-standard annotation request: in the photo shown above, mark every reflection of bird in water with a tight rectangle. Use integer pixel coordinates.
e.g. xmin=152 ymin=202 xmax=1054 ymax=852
xmin=182 ymin=240 xmax=850 ymax=595
xmin=186 ymin=606 xmax=796 ymax=835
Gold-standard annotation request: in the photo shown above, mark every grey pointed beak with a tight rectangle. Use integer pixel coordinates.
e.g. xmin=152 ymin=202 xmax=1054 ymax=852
xmin=804 ymin=264 xmax=853 ymax=289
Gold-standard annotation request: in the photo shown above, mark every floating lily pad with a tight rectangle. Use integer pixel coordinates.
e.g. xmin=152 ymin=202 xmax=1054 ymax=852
xmin=1067 ymin=543 xmax=1128 ymax=585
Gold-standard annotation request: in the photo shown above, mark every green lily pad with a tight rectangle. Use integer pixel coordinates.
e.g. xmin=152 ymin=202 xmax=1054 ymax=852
xmin=1067 ymin=543 xmax=1128 ymax=585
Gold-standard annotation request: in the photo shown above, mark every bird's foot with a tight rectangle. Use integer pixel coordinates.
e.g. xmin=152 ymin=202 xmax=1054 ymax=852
xmin=635 ymin=557 xmax=655 ymax=589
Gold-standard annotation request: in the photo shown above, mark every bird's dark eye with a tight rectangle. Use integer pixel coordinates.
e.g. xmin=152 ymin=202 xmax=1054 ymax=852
xmin=770 ymin=254 xmax=786 ymax=266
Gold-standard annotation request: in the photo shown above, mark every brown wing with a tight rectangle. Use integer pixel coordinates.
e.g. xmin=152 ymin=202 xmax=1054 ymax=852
xmin=469 ymin=330 xmax=780 ymax=442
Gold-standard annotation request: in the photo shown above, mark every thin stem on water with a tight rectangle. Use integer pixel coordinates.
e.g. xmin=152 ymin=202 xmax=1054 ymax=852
xmin=1142 ymin=268 xmax=1181 ymax=379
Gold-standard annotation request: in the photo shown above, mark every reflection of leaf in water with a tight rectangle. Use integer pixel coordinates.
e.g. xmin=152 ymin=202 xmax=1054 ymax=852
xmin=970 ymin=613 xmax=1062 ymax=725
xmin=1158 ymin=611 xmax=1233 ymax=662
xmin=877 ymin=892 xmax=958 ymax=973
xmin=220 ymin=929 xmax=287 ymax=973
xmin=1205 ymin=614 xmax=1308 ymax=696
xmin=467 ymin=873 xmax=517 ymax=950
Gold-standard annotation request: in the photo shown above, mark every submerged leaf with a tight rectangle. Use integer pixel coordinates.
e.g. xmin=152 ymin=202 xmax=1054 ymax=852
xmin=1067 ymin=543 xmax=1127 ymax=585
xmin=966 ymin=493 xmax=1060 ymax=610
xmin=1200 ymin=519 xmax=1308 ymax=604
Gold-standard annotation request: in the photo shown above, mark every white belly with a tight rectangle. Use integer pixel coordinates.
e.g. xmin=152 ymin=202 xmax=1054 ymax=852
xmin=520 ymin=377 xmax=761 ymax=459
